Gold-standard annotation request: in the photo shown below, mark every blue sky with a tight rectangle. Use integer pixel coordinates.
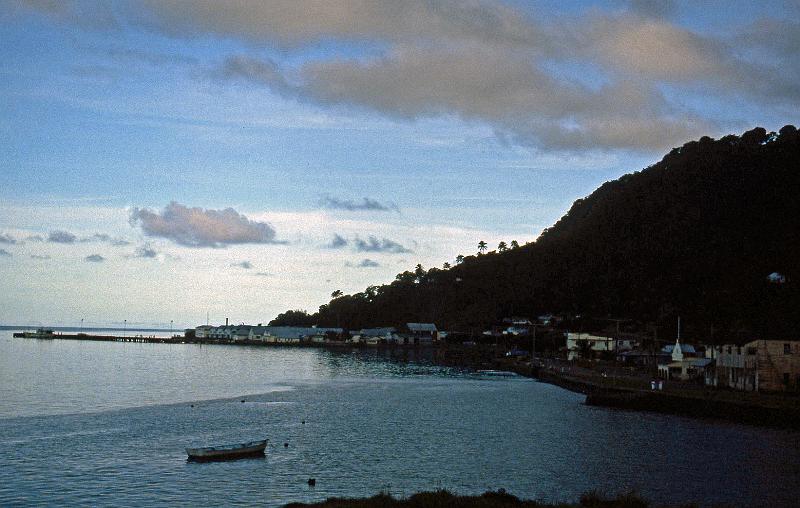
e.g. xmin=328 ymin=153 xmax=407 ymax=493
xmin=0 ymin=0 xmax=797 ymax=327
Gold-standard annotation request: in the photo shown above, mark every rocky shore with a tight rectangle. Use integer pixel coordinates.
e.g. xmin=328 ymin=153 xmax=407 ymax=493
xmin=284 ymin=489 xmax=680 ymax=508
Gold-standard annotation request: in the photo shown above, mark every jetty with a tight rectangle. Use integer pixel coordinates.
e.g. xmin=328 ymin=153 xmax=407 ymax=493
xmin=12 ymin=332 xmax=182 ymax=344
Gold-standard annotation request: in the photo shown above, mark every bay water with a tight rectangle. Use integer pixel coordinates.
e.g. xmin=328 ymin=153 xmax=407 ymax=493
xmin=1 ymin=330 xmax=798 ymax=507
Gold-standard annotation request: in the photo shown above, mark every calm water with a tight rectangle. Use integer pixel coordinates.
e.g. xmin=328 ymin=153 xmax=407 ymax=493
xmin=1 ymin=331 xmax=798 ymax=507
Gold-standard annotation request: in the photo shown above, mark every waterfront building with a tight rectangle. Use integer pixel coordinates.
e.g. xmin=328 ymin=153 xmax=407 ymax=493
xmin=248 ymin=326 xmax=268 ymax=341
xmin=566 ymin=333 xmax=635 ymax=360
xmin=406 ymin=323 xmax=438 ymax=344
xmin=231 ymin=326 xmax=252 ymax=341
xmin=194 ymin=325 xmax=214 ymax=339
xmin=711 ymin=340 xmax=800 ymax=392
xmin=657 ymin=339 xmax=712 ymax=381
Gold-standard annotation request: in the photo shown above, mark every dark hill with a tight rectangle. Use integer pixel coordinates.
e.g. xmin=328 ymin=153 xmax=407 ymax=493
xmin=274 ymin=126 xmax=800 ymax=341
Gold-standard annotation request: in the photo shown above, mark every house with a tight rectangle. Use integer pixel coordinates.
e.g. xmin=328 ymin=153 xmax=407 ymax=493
xmin=248 ymin=326 xmax=268 ymax=341
xmin=657 ymin=340 xmax=711 ymax=381
xmin=231 ymin=326 xmax=252 ymax=342
xmin=406 ymin=323 xmax=438 ymax=344
xmin=359 ymin=327 xmax=397 ymax=339
xmin=209 ymin=325 xmax=235 ymax=341
xmin=265 ymin=326 xmax=343 ymax=342
xmin=711 ymin=340 xmax=800 ymax=392
xmin=566 ymin=333 xmax=616 ymax=360
xmin=195 ymin=325 xmax=214 ymax=339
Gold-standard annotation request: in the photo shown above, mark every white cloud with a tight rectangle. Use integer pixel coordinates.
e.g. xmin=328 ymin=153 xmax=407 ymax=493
xmin=129 ymin=201 xmax=281 ymax=248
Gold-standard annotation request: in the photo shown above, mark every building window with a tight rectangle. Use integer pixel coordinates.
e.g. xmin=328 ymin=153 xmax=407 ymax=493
xmin=784 ymin=343 xmax=792 ymax=354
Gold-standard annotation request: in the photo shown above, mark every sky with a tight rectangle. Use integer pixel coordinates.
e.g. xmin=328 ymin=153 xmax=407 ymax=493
xmin=0 ymin=0 xmax=798 ymax=328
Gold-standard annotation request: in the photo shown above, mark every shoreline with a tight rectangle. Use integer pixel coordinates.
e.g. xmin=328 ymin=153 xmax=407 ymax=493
xmin=11 ymin=332 xmax=800 ymax=430
xmin=513 ymin=361 xmax=800 ymax=430
xmin=283 ymin=489 xmax=686 ymax=508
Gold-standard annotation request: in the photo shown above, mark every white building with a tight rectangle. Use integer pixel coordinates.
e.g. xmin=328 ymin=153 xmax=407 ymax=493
xmin=567 ymin=333 xmax=613 ymax=360
xmin=658 ymin=339 xmax=712 ymax=380
xmin=195 ymin=325 xmax=214 ymax=339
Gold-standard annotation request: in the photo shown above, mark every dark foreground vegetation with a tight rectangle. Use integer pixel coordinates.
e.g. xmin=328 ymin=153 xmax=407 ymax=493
xmin=273 ymin=126 xmax=800 ymax=342
xmin=284 ymin=489 xmax=696 ymax=508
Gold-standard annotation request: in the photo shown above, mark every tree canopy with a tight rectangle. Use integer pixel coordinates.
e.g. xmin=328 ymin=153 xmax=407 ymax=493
xmin=272 ymin=127 xmax=800 ymax=341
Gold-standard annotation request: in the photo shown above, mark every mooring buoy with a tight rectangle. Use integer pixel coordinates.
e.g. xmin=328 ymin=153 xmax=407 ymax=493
xmin=308 ymin=478 xmax=316 ymax=486
xmin=284 ymin=442 xmax=289 ymax=448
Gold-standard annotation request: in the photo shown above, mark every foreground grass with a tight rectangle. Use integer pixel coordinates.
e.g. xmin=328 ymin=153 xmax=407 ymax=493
xmin=285 ymin=489 xmax=698 ymax=508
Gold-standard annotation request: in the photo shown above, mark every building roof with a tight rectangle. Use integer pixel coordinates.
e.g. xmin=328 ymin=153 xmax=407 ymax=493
xmin=407 ymin=323 xmax=437 ymax=332
xmin=662 ymin=343 xmax=696 ymax=354
xmin=358 ymin=327 xmax=396 ymax=336
xmin=266 ymin=326 xmax=342 ymax=339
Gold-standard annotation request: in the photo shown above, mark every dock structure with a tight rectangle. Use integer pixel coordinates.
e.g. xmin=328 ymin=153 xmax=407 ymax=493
xmin=10 ymin=331 xmax=439 ymax=349
xmin=12 ymin=332 xmax=182 ymax=344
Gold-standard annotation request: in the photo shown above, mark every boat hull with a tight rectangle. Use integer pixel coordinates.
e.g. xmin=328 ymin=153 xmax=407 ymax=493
xmin=186 ymin=439 xmax=267 ymax=462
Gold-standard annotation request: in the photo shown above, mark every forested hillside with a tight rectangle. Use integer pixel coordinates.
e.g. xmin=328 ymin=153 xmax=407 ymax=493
xmin=272 ymin=126 xmax=800 ymax=341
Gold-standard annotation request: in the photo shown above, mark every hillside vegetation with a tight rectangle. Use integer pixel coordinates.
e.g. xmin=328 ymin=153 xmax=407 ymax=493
xmin=273 ymin=126 xmax=800 ymax=341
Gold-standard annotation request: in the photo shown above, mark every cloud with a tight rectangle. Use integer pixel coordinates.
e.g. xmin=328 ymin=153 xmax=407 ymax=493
xmin=0 ymin=249 xmax=11 ymax=257
xmin=26 ymin=235 xmax=45 ymax=242
xmin=85 ymin=254 xmax=105 ymax=262
xmin=254 ymin=272 xmax=273 ymax=277
xmin=16 ymin=1 xmax=800 ymax=152
xmin=7 ymin=0 xmax=119 ymax=29
xmin=321 ymin=196 xmax=399 ymax=212
xmin=348 ymin=258 xmax=380 ymax=268
xmin=138 ymin=0 xmax=540 ymax=48
xmin=45 ymin=231 xmax=130 ymax=246
xmin=48 ymin=230 xmax=78 ymax=244
xmin=354 ymin=236 xmax=412 ymax=253
xmin=30 ymin=254 xmax=51 ymax=260
xmin=326 ymin=233 xmax=349 ymax=249
xmin=129 ymin=201 xmax=280 ymax=247
xmin=82 ymin=233 xmax=131 ymax=246
xmin=231 ymin=261 xmax=253 ymax=269
xmin=0 ymin=233 xmax=16 ymax=244
xmin=133 ymin=244 xmax=158 ymax=258
xmin=205 ymin=3 xmax=795 ymax=151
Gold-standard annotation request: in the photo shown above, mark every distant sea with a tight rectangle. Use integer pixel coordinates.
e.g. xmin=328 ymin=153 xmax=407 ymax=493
xmin=1 ymin=329 xmax=798 ymax=507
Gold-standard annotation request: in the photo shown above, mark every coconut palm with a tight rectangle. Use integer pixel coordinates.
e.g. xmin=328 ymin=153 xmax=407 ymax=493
xmin=330 ymin=289 xmax=343 ymax=299
xmin=478 ymin=241 xmax=487 ymax=254
xmin=498 ymin=241 xmax=508 ymax=252
xmin=443 ymin=262 xmax=451 ymax=269
xmin=455 ymin=254 xmax=465 ymax=264
xmin=510 ymin=240 xmax=519 ymax=249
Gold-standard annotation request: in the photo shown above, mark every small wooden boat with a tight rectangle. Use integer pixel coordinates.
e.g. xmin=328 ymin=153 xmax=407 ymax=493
xmin=186 ymin=439 xmax=267 ymax=462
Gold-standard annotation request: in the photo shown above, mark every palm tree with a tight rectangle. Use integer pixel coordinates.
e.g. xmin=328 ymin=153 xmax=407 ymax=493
xmin=498 ymin=241 xmax=508 ymax=252
xmin=414 ymin=264 xmax=426 ymax=283
xmin=478 ymin=241 xmax=487 ymax=254
xmin=331 ymin=289 xmax=343 ymax=299
xmin=443 ymin=262 xmax=451 ymax=269
xmin=510 ymin=240 xmax=519 ymax=249
xmin=455 ymin=254 xmax=465 ymax=264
